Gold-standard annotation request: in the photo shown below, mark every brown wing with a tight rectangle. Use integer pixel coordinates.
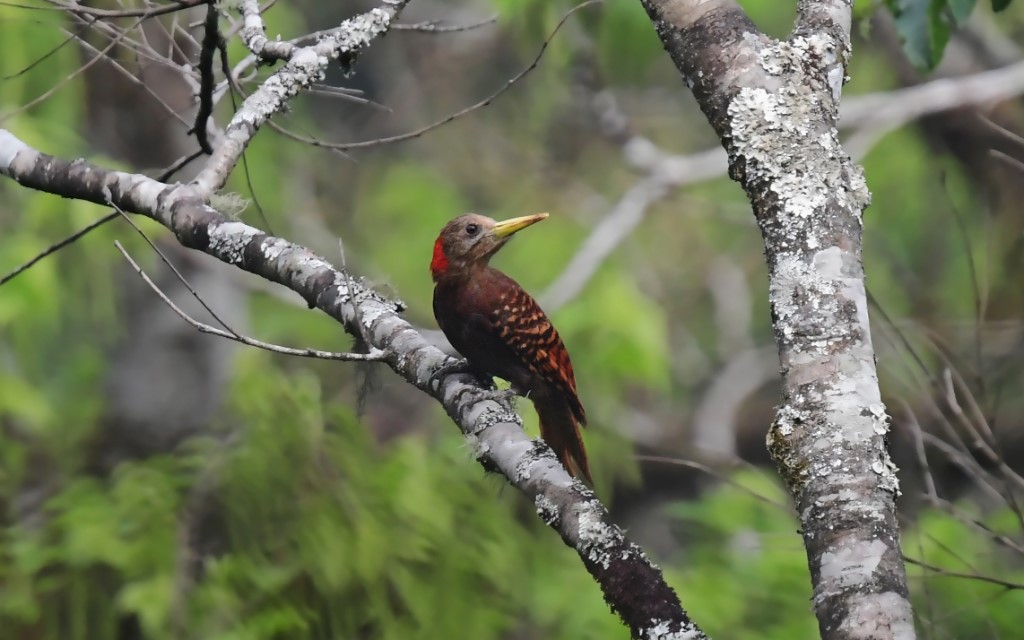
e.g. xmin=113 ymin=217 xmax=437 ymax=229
xmin=490 ymin=276 xmax=586 ymax=426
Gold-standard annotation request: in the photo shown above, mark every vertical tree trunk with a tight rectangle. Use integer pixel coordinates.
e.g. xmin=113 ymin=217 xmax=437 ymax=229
xmin=637 ymin=1 xmax=916 ymax=638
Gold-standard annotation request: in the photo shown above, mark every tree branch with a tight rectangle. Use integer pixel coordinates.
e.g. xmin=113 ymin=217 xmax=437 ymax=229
xmin=193 ymin=0 xmax=409 ymax=195
xmin=0 ymin=127 xmax=705 ymax=640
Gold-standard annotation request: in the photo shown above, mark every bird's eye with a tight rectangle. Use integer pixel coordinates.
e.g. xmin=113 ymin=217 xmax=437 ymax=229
xmin=465 ymin=223 xmax=480 ymax=236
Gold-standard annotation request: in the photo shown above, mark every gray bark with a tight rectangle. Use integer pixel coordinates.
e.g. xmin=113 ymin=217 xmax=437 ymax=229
xmin=636 ymin=1 xmax=915 ymax=638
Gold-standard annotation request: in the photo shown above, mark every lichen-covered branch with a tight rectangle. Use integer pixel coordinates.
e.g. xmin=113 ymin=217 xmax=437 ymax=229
xmin=637 ymin=1 xmax=916 ymax=638
xmin=0 ymin=126 xmax=706 ymax=639
xmin=193 ymin=0 xmax=408 ymax=196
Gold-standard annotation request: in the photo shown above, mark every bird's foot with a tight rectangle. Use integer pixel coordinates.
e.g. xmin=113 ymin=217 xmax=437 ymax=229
xmin=479 ymin=387 xmax=521 ymax=406
xmin=430 ymin=358 xmax=488 ymax=387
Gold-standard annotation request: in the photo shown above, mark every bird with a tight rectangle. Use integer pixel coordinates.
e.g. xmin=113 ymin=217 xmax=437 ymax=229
xmin=430 ymin=212 xmax=592 ymax=483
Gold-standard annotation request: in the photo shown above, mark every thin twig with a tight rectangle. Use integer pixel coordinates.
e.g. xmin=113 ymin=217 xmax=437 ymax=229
xmin=110 ymin=201 xmax=239 ymax=336
xmin=1 ymin=212 xmax=118 ymax=286
xmin=636 ymin=455 xmax=791 ymax=512
xmin=60 ymin=26 xmax=192 ymax=129
xmin=990 ymin=149 xmax=1024 ymax=173
xmin=307 ymin=84 xmax=392 ymax=112
xmin=392 ymin=15 xmax=497 ymax=33
xmin=0 ymin=14 xmax=147 ymax=124
xmin=905 ymin=556 xmax=1024 ymax=590
xmin=939 ymin=172 xmax=987 ymax=404
xmin=0 ymin=149 xmax=203 ymax=287
xmin=978 ymin=114 xmax=1024 ymax=149
xmin=45 ymin=0 xmax=205 ymax=19
xmin=280 ymin=1 xmax=599 ymax=152
xmin=113 ymin=241 xmax=387 ymax=362
xmin=1 ymin=29 xmax=77 ymax=80
xmin=901 ymin=402 xmax=938 ymax=500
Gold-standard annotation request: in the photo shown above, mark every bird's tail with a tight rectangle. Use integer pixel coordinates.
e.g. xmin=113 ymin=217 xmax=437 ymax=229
xmin=534 ymin=397 xmax=592 ymax=484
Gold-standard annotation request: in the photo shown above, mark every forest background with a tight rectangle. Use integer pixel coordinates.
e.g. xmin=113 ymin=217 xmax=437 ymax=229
xmin=2 ymin=0 xmax=1024 ymax=638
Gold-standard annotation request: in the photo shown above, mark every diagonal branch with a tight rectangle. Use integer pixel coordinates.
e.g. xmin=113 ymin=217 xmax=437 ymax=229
xmin=0 ymin=127 xmax=706 ymax=640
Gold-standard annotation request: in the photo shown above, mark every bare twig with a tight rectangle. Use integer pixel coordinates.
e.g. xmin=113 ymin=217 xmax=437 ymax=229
xmin=0 ymin=148 xmax=203 ymax=288
xmin=192 ymin=0 xmax=409 ymax=195
xmin=110 ymin=201 xmax=239 ymax=336
xmin=392 ymin=15 xmax=497 ymax=33
xmin=1 ymin=211 xmax=118 ymax=286
xmin=1 ymin=29 xmax=77 ymax=81
xmin=636 ymin=455 xmax=791 ymax=512
xmin=307 ymin=84 xmax=392 ymax=112
xmin=990 ymin=149 xmax=1024 ymax=173
xmin=113 ymin=242 xmax=387 ymax=362
xmin=45 ymin=0 xmax=205 ymax=18
xmin=904 ymin=556 xmax=1024 ymax=591
xmin=0 ymin=14 xmax=147 ymax=124
xmin=901 ymin=402 xmax=938 ymax=500
xmin=279 ymin=1 xmax=599 ymax=152
xmin=59 ymin=26 xmax=192 ymax=129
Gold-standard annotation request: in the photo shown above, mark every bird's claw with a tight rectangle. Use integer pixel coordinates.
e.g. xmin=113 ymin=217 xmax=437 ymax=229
xmin=430 ymin=358 xmax=485 ymax=387
xmin=479 ymin=387 xmax=520 ymax=406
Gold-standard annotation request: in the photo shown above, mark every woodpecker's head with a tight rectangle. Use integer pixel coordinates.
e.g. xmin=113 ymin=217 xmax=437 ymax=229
xmin=430 ymin=212 xmax=548 ymax=281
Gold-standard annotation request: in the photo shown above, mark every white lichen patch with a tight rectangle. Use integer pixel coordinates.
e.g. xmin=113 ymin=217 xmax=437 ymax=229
xmin=356 ymin=301 xmax=387 ymax=329
xmin=838 ymin=591 xmax=916 ymax=640
xmin=812 ymin=246 xmax=844 ymax=280
xmin=807 ymin=489 xmax=887 ymax=521
xmin=819 ymin=538 xmax=887 ymax=593
xmin=576 ymin=500 xmax=622 ymax=570
xmin=208 ymin=220 xmax=260 ymax=263
xmin=261 ymin=237 xmax=289 ymax=262
xmin=322 ymin=7 xmax=393 ymax=58
xmin=867 ymin=403 xmax=890 ymax=436
xmin=644 ymin=620 xmax=706 ymax=640
xmin=872 ymin=455 xmax=901 ymax=495
xmin=727 ymin=36 xmax=870 ymax=232
xmin=534 ymin=494 xmax=559 ymax=526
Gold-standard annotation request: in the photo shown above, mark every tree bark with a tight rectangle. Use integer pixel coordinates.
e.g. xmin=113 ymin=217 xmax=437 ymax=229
xmin=637 ymin=1 xmax=916 ymax=638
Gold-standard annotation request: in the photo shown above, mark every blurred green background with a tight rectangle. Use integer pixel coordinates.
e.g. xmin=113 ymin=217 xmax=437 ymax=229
xmin=3 ymin=0 xmax=1024 ymax=638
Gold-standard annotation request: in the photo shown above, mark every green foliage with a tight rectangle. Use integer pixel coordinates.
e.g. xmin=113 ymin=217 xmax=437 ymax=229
xmin=905 ymin=507 xmax=1024 ymax=637
xmin=666 ymin=472 xmax=1024 ymax=639
xmin=883 ymin=0 xmax=1014 ymax=69
xmin=666 ymin=471 xmax=818 ymax=640
xmin=884 ymin=0 xmax=955 ymax=69
xmin=0 ymin=353 xmax=635 ymax=639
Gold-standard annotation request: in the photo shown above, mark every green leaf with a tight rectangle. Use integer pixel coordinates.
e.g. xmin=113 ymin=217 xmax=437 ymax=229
xmin=885 ymin=0 xmax=958 ymax=69
xmin=992 ymin=0 xmax=1012 ymax=10
xmin=948 ymin=0 xmax=977 ymax=23
xmin=885 ymin=0 xmax=931 ymax=69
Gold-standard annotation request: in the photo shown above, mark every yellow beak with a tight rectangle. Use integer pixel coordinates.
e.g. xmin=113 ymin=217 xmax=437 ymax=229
xmin=492 ymin=213 xmax=549 ymax=239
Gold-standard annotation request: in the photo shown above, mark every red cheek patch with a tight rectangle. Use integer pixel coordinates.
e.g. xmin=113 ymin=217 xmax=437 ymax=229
xmin=430 ymin=237 xmax=449 ymax=277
